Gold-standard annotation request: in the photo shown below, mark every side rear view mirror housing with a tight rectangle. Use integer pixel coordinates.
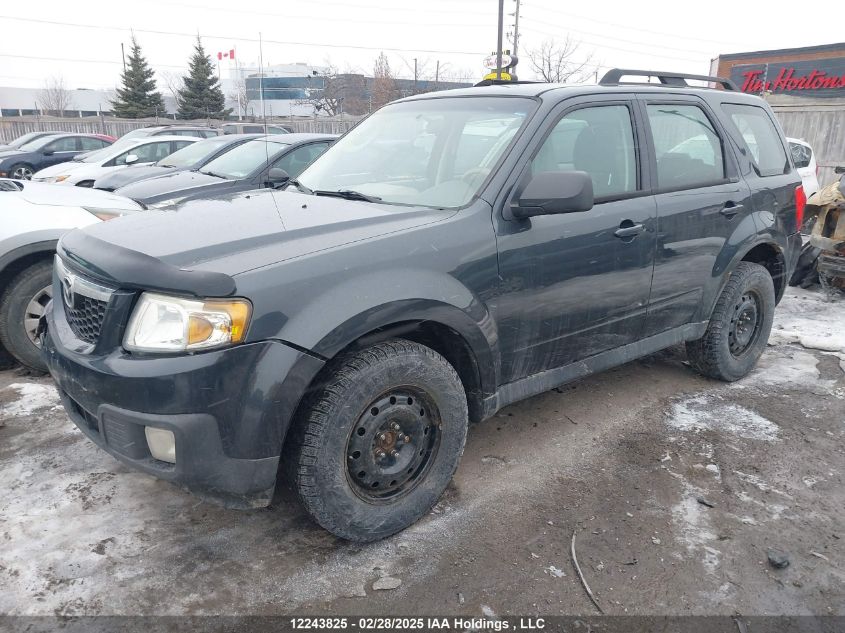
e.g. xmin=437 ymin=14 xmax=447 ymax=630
xmin=267 ymin=167 xmax=290 ymax=187
xmin=124 ymin=154 xmax=139 ymax=165
xmin=835 ymin=166 xmax=845 ymax=174
xmin=42 ymin=150 xmax=54 ymax=156
xmin=509 ymin=170 xmax=594 ymax=219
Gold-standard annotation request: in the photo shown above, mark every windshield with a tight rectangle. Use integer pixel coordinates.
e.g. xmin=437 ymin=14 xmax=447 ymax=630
xmin=200 ymin=139 xmax=288 ymax=179
xmin=158 ymin=137 xmax=232 ymax=169
xmin=18 ymin=136 xmax=57 ymax=152
xmin=10 ymin=133 xmax=49 ymax=149
xmin=296 ymin=96 xmax=535 ymax=208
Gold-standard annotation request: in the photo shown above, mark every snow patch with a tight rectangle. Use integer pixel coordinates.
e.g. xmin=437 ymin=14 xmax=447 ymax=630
xmin=671 ymin=482 xmax=721 ymax=575
xmin=769 ymin=287 xmax=845 ymax=355
xmin=667 ymin=395 xmax=779 ymax=442
xmin=0 ymin=383 xmax=60 ymax=417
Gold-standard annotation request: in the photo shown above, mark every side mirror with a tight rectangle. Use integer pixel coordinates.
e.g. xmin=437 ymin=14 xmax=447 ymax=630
xmin=267 ymin=167 xmax=290 ymax=187
xmin=42 ymin=150 xmax=54 ymax=156
xmin=124 ymin=154 xmax=139 ymax=165
xmin=510 ymin=170 xmax=594 ymax=219
xmin=835 ymin=166 xmax=845 ymax=174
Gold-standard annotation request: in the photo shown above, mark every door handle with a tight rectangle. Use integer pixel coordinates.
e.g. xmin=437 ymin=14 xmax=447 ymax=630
xmin=720 ymin=202 xmax=744 ymax=218
xmin=614 ymin=223 xmax=645 ymax=239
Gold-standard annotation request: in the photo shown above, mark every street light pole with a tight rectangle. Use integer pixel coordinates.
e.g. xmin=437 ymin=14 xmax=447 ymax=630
xmin=496 ymin=0 xmax=504 ymax=80
xmin=512 ymin=0 xmax=521 ymax=57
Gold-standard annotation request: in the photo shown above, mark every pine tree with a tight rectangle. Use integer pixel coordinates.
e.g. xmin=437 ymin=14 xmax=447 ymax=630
xmin=111 ymin=36 xmax=166 ymax=118
xmin=176 ymin=37 xmax=231 ymax=120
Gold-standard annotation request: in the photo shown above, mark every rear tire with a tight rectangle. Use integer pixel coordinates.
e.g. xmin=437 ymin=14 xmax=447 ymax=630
xmin=686 ymin=261 xmax=775 ymax=382
xmin=284 ymin=339 xmax=468 ymax=542
xmin=0 ymin=261 xmax=52 ymax=372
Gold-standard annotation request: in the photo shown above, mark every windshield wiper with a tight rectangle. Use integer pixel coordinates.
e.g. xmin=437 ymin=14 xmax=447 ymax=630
xmin=287 ymin=179 xmax=313 ymax=194
xmin=313 ymin=189 xmax=382 ymax=203
xmin=201 ymin=171 xmax=229 ymax=179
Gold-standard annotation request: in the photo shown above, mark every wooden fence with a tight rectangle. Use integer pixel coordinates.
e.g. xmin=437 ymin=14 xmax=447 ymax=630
xmin=0 ymin=116 xmax=358 ymax=143
xmin=767 ymin=95 xmax=845 ymax=186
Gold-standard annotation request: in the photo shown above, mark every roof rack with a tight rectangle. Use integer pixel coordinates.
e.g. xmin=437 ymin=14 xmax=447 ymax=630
xmin=599 ymin=69 xmax=737 ymax=91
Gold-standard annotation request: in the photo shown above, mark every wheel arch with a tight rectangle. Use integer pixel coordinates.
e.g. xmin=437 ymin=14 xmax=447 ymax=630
xmin=0 ymin=239 xmax=58 ymax=297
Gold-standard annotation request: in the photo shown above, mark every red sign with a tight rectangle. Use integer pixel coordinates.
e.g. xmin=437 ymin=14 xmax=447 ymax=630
xmin=740 ymin=67 xmax=845 ymax=93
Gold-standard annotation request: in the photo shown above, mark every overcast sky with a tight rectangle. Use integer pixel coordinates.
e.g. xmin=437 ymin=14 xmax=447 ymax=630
xmin=1 ymin=0 xmax=842 ymax=93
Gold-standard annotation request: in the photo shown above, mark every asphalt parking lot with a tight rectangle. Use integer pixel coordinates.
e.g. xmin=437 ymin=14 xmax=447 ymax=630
xmin=0 ymin=286 xmax=843 ymax=618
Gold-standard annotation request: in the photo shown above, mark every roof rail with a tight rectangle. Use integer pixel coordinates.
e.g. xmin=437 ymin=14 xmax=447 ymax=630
xmin=599 ymin=69 xmax=737 ymax=91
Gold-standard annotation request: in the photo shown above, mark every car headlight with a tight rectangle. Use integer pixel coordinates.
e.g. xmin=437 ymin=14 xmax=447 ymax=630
xmin=82 ymin=207 xmax=128 ymax=221
xmin=124 ymin=292 xmax=251 ymax=353
xmin=54 ymin=175 xmax=70 ymax=183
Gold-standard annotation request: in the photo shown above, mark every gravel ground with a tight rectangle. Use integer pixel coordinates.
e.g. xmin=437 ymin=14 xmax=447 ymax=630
xmin=0 ymin=286 xmax=843 ymax=617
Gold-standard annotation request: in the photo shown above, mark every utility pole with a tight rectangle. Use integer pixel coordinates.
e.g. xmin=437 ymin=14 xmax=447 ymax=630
xmin=496 ymin=0 xmax=504 ymax=80
xmin=120 ymin=42 xmax=126 ymax=73
xmin=435 ymin=60 xmax=440 ymax=88
xmin=413 ymin=58 xmax=418 ymax=94
xmin=512 ymin=0 xmax=521 ymax=57
xmin=259 ymin=31 xmax=266 ymax=126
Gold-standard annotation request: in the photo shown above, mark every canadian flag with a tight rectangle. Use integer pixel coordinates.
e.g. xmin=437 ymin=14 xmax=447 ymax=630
xmin=217 ymin=49 xmax=235 ymax=60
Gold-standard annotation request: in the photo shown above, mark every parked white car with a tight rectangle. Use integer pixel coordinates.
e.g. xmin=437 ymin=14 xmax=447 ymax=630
xmin=0 ymin=178 xmax=141 ymax=370
xmin=787 ymin=137 xmax=820 ymax=199
xmin=31 ymin=135 xmax=200 ymax=187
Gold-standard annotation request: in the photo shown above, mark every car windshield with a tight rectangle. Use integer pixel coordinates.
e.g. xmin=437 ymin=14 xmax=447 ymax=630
xmin=199 ymin=139 xmax=289 ymax=179
xmin=158 ymin=137 xmax=233 ymax=169
xmin=296 ymin=96 xmax=535 ymax=208
xmin=9 ymin=133 xmax=50 ymax=148
xmin=17 ymin=136 xmax=59 ymax=152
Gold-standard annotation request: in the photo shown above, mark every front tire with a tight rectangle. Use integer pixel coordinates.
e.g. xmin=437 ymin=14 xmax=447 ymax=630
xmin=9 ymin=163 xmax=34 ymax=180
xmin=0 ymin=261 xmax=53 ymax=372
xmin=686 ymin=261 xmax=775 ymax=382
xmin=285 ymin=340 xmax=468 ymax=542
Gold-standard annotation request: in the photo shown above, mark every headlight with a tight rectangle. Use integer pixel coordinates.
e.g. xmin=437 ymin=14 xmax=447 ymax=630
xmin=124 ymin=292 xmax=251 ymax=353
xmin=82 ymin=207 xmax=128 ymax=221
xmin=54 ymin=175 xmax=70 ymax=183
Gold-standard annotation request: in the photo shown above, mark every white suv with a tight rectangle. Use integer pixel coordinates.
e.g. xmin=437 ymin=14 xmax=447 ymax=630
xmin=0 ymin=179 xmax=141 ymax=370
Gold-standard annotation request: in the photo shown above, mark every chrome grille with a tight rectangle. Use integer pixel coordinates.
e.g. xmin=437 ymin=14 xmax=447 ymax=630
xmin=55 ymin=256 xmax=116 ymax=346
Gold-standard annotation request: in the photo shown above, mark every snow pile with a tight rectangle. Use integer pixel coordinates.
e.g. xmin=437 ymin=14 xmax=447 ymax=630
xmin=667 ymin=395 xmax=780 ymax=442
xmin=0 ymin=383 xmax=60 ymax=418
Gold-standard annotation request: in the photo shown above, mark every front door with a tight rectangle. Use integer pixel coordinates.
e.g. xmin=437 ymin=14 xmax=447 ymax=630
xmin=492 ymin=98 xmax=657 ymax=383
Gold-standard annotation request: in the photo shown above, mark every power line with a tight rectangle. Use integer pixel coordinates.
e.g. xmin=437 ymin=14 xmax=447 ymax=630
xmin=528 ymin=2 xmax=742 ymax=47
xmin=0 ymin=15 xmax=487 ymax=57
xmin=520 ymin=16 xmax=715 ymax=56
xmin=0 ymin=52 xmax=188 ymax=70
xmin=519 ymin=23 xmax=708 ymax=64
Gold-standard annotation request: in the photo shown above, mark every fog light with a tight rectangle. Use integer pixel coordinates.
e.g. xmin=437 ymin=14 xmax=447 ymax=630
xmin=145 ymin=427 xmax=176 ymax=463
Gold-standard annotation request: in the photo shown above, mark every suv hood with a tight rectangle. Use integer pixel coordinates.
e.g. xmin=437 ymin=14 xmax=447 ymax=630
xmin=114 ymin=170 xmax=234 ymax=205
xmin=94 ymin=165 xmax=176 ymax=190
xmin=62 ymin=188 xmax=453 ymax=285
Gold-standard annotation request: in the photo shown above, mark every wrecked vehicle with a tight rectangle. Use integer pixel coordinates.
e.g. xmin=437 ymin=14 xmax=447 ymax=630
xmin=789 ymin=167 xmax=845 ymax=291
xmin=41 ymin=70 xmax=802 ymax=542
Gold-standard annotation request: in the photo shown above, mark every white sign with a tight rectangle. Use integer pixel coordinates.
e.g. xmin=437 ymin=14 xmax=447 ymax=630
xmin=484 ymin=54 xmax=513 ymax=70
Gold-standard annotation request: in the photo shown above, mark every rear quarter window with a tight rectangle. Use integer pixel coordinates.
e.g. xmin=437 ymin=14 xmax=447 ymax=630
xmin=722 ymin=103 xmax=789 ymax=177
xmin=789 ymin=142 xmax=812 ymax=169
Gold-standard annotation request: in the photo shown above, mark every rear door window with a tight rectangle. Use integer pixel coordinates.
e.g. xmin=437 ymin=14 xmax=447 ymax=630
xmin=722 ymin=103 xmax=789 ymax=177
xmin=645 ymin=104 xmax=726 ymax=190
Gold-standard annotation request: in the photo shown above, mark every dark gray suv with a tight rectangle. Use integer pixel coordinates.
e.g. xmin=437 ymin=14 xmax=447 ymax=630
xmin=42 ymin=70 xmax=804 ymax=542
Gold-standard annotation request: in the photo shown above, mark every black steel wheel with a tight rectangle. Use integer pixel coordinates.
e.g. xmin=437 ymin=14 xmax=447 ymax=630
xmin=284 ymin=339 xmax=468 ymax=542
xmin=686 ymin=261 xmax=775 ymax=382
xmin=345 ymin=388 xmax=441 ymax=501
xmin=728 ymin=291 xmax=763 ymax=357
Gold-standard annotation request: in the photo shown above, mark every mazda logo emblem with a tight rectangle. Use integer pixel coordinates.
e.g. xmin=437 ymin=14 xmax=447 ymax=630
xmin=61 ymin=274 xmax=75 ymax=306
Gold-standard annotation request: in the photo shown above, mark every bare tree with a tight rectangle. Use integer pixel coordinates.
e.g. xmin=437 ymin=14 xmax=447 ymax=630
xmin=527 ymin=37 xmax=593 ymax=84
xmin=297 ymin=65 xmax=344 ymax=116
xmin=38 ymin=76 xmax=72 ymax=116
xmin=160 ymin=71 xmax=184 ymax=102
xmin=371 ymin=52 xmax=398 ymax=110
xmin=227 ymin=74 xmax=248 ymax=119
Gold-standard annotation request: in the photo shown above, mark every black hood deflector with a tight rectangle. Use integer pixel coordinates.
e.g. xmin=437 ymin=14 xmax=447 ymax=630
xmin=58 ymin=229 xmax=237 ymax=297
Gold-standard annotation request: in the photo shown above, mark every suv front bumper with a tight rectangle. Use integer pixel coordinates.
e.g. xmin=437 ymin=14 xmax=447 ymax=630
xmin=43 ymin=305 xmax=324 ymax=508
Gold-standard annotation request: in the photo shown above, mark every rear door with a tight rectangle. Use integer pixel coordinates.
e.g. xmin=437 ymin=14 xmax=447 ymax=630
xmin=637 ymin=95 xmax=754 ymax=336
xmin=492 ymin=96 xmax=657 ymax=383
